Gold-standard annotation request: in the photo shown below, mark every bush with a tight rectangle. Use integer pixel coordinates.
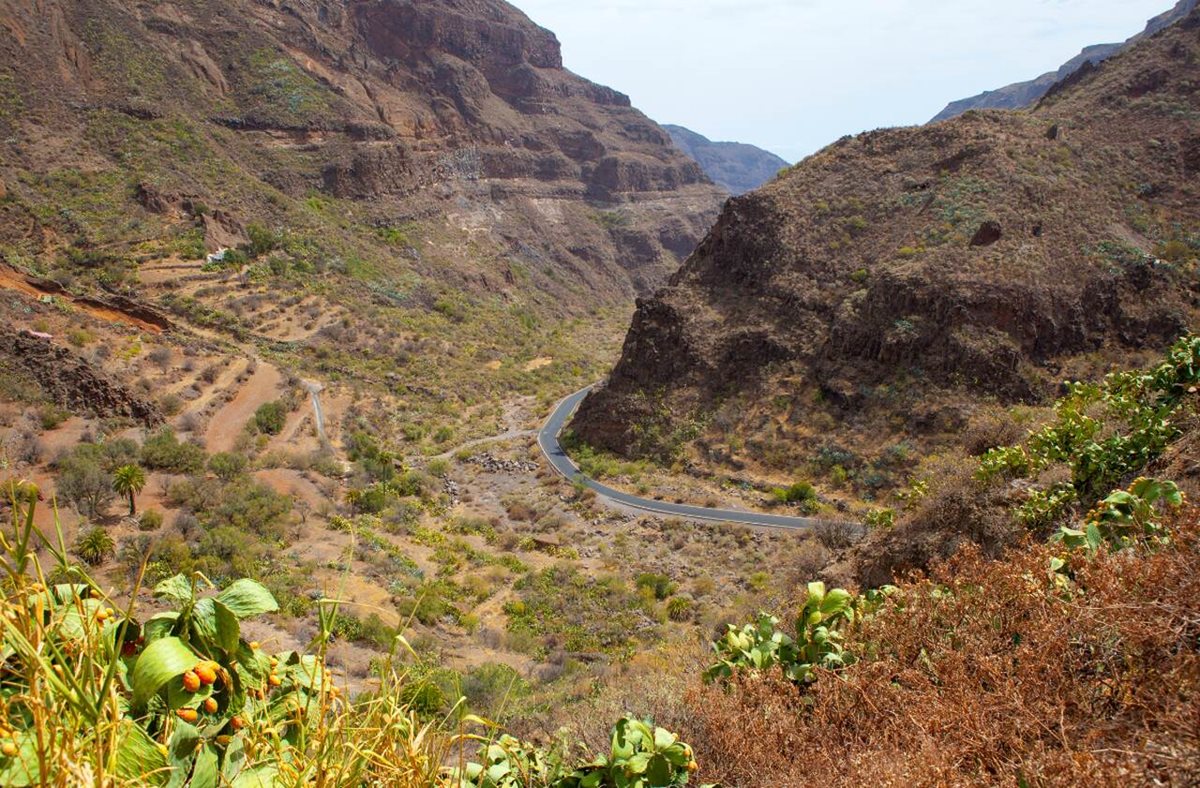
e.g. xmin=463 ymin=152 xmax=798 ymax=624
xmin=772 ymin=481 xmax=816 ymax=506
xmin=635 ymin=572 xmax=677 ymax=601
xmin=666 ymin=595 xmax=694 ymax=622
xmin=208 ymin=451 xmax=249 ymax=481
xmin=141 ymin=429 xmax=206 ymax=474
xmin=38 ymin=405 xmax=71 ymax=431
xmin=138 ymin=509 xmax=164 ymax=531
xmin=253 ymin=401 xmax=287 ymax=436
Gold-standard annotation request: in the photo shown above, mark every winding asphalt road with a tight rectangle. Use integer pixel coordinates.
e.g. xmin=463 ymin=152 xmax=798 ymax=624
xmin=539 ymin=386 xmax=842 ymax=531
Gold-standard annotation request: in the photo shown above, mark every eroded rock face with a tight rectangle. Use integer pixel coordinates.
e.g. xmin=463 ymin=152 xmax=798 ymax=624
xmin=573 ymin=10 xmax=1200 ymax=459
xmin=1 ymin=331 xmax=163 ymax=426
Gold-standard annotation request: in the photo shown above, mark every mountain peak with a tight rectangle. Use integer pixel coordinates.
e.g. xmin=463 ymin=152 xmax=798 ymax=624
xmin=931 ymin=0 xmax=1198 ymax=122
xmin=663 ymin=125 xmax=789 ymax=195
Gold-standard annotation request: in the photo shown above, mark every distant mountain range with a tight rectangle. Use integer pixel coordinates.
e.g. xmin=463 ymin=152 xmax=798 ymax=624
xmin=663 ymin=125 xmax=789 ymax=195
xmin=931 ymin=0 xmax=1198 ymax=122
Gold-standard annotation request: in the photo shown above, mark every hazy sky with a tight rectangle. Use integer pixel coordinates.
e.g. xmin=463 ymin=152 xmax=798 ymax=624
xmin=514 ymin=0 xmax=1175 ymax=162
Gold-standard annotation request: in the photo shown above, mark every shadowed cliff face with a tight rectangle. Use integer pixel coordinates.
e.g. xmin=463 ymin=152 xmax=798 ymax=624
xmin=573 ymin=9 xmax=1200 ymax=462
xmin=0 ymin=0 xmax=724 ymax=303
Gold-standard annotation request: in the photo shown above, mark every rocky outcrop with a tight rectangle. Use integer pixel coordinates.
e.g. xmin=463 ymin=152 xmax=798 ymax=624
xmin=931 ymin=0 xmax=1198 ymax=122
xmin=0 ymin=330 xmax=163 ymax=425
xmin=664 ymin=125 xmax=789 ymax=195
xmin=574 ymin=9 xmax=1200 ymax=460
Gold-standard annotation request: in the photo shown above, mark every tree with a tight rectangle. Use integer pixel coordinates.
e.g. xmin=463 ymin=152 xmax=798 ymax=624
xmin=57 ymin=454 xmax=113 ymax=517
xmin=112 ymin=464 xmax=147 ymax=516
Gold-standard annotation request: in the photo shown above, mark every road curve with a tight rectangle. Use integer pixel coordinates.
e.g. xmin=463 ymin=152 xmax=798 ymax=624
xmin=538 ymin=386 xmax=835 ymax=531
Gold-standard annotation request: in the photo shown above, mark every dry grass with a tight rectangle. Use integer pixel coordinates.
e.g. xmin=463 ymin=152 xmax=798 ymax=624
xmin=684 ymin=509 xmax=1200 ymax=786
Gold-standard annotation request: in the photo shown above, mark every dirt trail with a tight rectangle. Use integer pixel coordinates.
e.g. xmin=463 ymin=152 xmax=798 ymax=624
xmin=0 ymin=266 xmax=165 ymax=334
xmin=204 ymin=363 xmax=284 ymax=453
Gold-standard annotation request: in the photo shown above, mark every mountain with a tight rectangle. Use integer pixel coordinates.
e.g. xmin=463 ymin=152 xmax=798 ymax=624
xmin=663 ymin=125 xmax=789 ymax=195
xmin=572 ymin=9 xmax=1200 ymax=511
xmin=0 ymin=0 xmax=724 ymax=304
xmin=931 ymin=0 xmax=1198 ymax=122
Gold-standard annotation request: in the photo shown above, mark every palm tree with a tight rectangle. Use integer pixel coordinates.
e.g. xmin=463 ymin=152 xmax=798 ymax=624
xmin=74 ymin=526 xmax=115 ymax=566
xmin=112 ymin=464 xmax=147 ymax=516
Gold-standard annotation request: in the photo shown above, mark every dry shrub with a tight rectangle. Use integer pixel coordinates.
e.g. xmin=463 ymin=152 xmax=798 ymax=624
xmin=961 ymin=412 xmax=1028 ymax=456
xmin=830 ymin=465 xmax=1012 ymax=588
xmin=685 ymin=509 xmax=1200 ymax=786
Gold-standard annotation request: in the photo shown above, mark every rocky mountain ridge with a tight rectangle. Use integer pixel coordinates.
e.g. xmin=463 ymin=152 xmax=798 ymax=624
xmin=573 ymin=9 xmax=1200 ymax=495
xmin=663 ymin=125 xmax=789 ymax=195
xmin=0 ymin=0 xmax=725 ymax=303
xmin=931 ymin=0 xmax=1198 ymax=122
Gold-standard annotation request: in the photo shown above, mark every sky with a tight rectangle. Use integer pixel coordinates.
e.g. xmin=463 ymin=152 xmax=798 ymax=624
xmin=513 ymin=0 xmax=1176 ymax=162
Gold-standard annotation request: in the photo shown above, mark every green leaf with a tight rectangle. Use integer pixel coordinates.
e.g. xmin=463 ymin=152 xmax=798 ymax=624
xmin=652 ymin=727 xmax=677 ymax=751
xmin=143 ymin=612 xmax=180 ymax=643
xmin=154 ymin=574 xmax=194 ymax=606
xmin=132 ymin=636 xmax=198 ymax=706
xmin=820 ymin=588 xmax=853 ymax=617
xmin=115 ymin=718 xmax=169 ymax=784
xmin=626 ymin=752 xmax=652 ymax=774
xmin=611 ymin=719 xmax=635 ymax=760
xmin=0 ymin=730 xmax=40 ymax=786
xmin=165 ymin=721 xmax=201 ymax=788
xmin=230 ymin=766 xmax=279 ymax=788
xmin=645 ymin=753 xmax=672 ymax=786
xmin=191 ymin=599 xmax=241 ymax=655
xmin=191 ymin=746 xmax=219 ymax=788
xmin=216 ymin=579 xmax=279 ymax=619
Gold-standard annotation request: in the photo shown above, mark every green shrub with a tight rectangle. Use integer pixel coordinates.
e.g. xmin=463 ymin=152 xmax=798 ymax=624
xmin=666 ymin=595 xmax=694 ymax=622
xmin=208 ymin=451 xmax=249 ymax=481
xmin=635 ymin=572 xmax=677 ymax=601
xmin=772 ymin=481 xmax=816 ymax=506
xmin=253 ymin=401 xmax=287 ymax=436
xmin=979 ymin=334 xmax=1200 ymax=502
xmin=457 ymin=717 xmax=699 ymax=787
xmin=138 ymin=509 xmax=164 ymax=531
xmin=141 ymin=429 xmax=206 ymax=474
xmin=38 ymin=404 xmax=71 ymax=430
xmin=704 ymin=583 xmax=892 ymax=685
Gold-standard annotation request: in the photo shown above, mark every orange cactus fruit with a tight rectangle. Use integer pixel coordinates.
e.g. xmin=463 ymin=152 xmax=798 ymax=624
xmin=182 ymin=671 xmax=202 ymax=693
xmin=267 ymin=674 xmax=282 ymax=687
xmin=195 ymin=662 xmax=218 ymax=685
xmin=230 ymin=716 xmax=245 ymax=730
xmin=176 ymin=708 xmax=199 ymax=723
xmin=1 ymin=741 xmax=17 ymax=758
xmin=203 ymin=697 xmax=219 ymax=714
